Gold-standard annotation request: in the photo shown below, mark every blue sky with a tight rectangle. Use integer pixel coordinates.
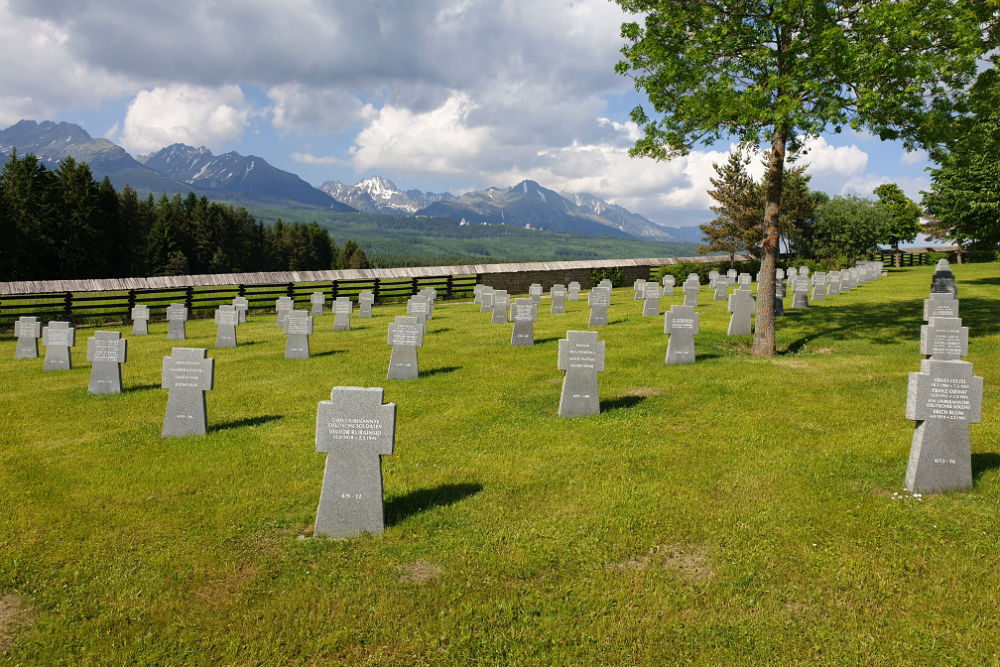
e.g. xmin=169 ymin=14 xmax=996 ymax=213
xmin=2 ymin=0 xmax=935 ymax=228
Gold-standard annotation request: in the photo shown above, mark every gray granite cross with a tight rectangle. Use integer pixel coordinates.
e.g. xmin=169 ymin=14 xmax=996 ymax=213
xmin=131 ymin=305 xmax=150 ymax=335
xmin=214 ymin=304 xmax=239 ymax=348
xmin=664 ymin=305 xmax=698 ymax=364
xmin=920 ymin=316 xmax=968 ymax=361
xmin=284 ymin=310 xmax=314 ymax=359
xmin=161 ymin=348 xmax=214 ymax=437
xmin=387 ymin=316 xmax=423 ymax=379
xmin=42 ymin=321 xmax=75 ymax=370
xmin=333 ymin=296 xmax=353 ymax=331
xmin=923 ymin=292 xmax=959 ymax=321
xmin=166 ymin=303 xmax=188 ymax=340
xmin=511 ymin=297 xmax=538 ymax=346
xmin=587 ymin=286 xmax=611 ymax=327
xmin=359 ymin=290 xmax=375 ymax=318
xmin=87 ymin=331 xmax=126 ymax=394
xmin=557 ymin=330 xmax=604 ymax=417
xmin=727 ymin=288 xmax=755 ymax=335
xmin=14 ymin=316 xmax=40 ymax=359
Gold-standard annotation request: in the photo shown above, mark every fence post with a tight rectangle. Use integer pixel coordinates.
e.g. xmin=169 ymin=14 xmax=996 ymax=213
xmin=238 ymin=284 xmax=246 ymax=297
xmin=411 ymin=276 xmax=418 ymax=296
xmin=184 ymin=286 xmax=193 ymax=311
xmin=127 ymin=289 xmax=136 ymax=310
xmin=446 ymin=274 xmax=454 ymax=300
xmin=331 ymin=280 xmax=339 ymax=299
xmin=372 ymin=278 xmax=379 ymax=303
xmin=64 ymin=291 xmax=73 ymax=320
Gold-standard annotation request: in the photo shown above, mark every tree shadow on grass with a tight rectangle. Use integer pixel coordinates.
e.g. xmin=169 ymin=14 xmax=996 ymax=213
xmin=431 ymin=327 xmax=452 ymax=334
xmin=600 ymin=395 xmax=645 ymax=412
xmin=123 ymin=383 xmax=161 ymax=393
xmin=422 ymin=365 xmax=460 ymax=377
xmin=385 ymin=482 xmax=483 ymax=527
xmin=310 ymin=349 xmax=343 ymax=358
xmin=966 ymin=276 xmax=1000 ymax=286
xmin=535 ymin=337 xmax=560 ymax=345
xmin=211 ymin=415 xmax=283 ymax=432
xmin=777 ymin=298 xmax=926 ymax=352
xmin=972 ymin=453 xmax=1000 ymax=481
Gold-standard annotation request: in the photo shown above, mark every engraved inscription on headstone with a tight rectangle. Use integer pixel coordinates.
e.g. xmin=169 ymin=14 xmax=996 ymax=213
xmin=568 ymin=281 xmax=581 ymax=301
xmin=131 ymin=305 xmax=150 ymax=336
xmin=333 ymin=297 xmax=353 ymax=331
xmin=87 ymin=331 xmax=126 ymax=394
xmin=166 ymin=303 xmax=188 ymax=340
xmin=42 ymin=321 xmax=74 ymax=370
xmin=920 ymin=317 xmax=968 ymax=361
xmin=550 ymin=284 xmax=567 ymax=314
xmin=634 ymin=279 xmax=647 ymax=301
xmin=284 ymin=309 xmax=314 ymax=359
xmin=727 ymin=288 xmax=755 ymax=336
xmin=491 ymin=290 xmax=510 ymax=324
xmin=664 ymin=305 xmax=699 ymax=365
xmin=905 ymin=358 xmax=983 ymax=493
xmin=529 ymin=283 xmax=543 ymax=305
xmin=479 ymin=286 xmax=495 ymax=313
xmin=642 ymin=283 xmax=661 ymax=316
xmin=811 ymin=272 xmax=827 ymax=301
xmin=407 ymin=296 xmax=430 ymax=333
xmin=359 ymin=290 xmax=375 ymax=318
xmin=387 ymin=316 xmax=423 ymax=380
xmin=923 ymin=292 xmax=959 ymax=321
xmin=557 ymin=330 xmax=605 ymax=417
xmin=14 ymin=316 xmax=41 ymax=359
xmin=511 ymin=298 xmax=538 ymax=346
xmin=214 ymin=304 xmax=239 ymax=348
xmin=683 ymin=277 xmax=700 ymax=307
xmin=310 ymin=291 xmax=326 ymax=316
xmin=587 ymin=286 xmax=611 ymax=327
xmin=661 ymin=274 xmax=675 ymax=296
xmin=275 ymin=296 xmax=293 ymax=328
xmin=315 ymin=386 xmax=396 ymax=539
xmin=161 ymin=348 xmax=214 ymax=438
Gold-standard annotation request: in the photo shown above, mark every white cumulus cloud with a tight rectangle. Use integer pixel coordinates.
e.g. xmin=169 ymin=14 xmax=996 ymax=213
xmin=119 ymin=84 xmax=252 ymax=154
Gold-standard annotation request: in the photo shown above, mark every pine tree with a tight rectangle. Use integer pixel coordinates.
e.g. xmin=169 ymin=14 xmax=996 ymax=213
xmin=699 ymin=150 xmax=757 ymax=267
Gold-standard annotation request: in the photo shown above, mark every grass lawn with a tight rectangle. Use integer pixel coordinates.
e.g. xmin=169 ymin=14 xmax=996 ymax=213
xmin=1 ymin=263 xmax=998 ymax=665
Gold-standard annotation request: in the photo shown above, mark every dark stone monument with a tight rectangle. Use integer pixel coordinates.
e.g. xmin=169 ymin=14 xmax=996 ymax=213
xmin=550 ymin=284 xmax=567 ymax=314
xmin=314 ymin=386 xmax=396 ymax=538
xmin=923 ymin=292 xmax=959 ymax=321
xmin=931 ymin=259 xmax=957 ymax=296
xmin=131 ymin=305 xmax=150 ymax=336
xmin=587 ymin=287 xmax=611 ymax=327
xmin=727 ymin=288 xmax=755 ymax=335
xmin=557 ymin=330 xmax=604 ymax=417
xmin=359 ymin=290 xmax=375 ymax=318
xmin=387 ymin=316 xmax=423 ymax=379
xmin=683 ymin=276 xmax=700 ymax=307
xmin=166 ymin=303 xmax=188 ymax=340
xmin=214 ymin=304 xmax=239 ymax=348
xmin=642 ymin=283 xmax=661 ymax=316
xmin=905 ymin=358 xmax=983 ymax=493
xmin=275 ymin=296 xmax=293 ymax=328
xmin=161 ymin=347 xmax=214 ymax=437
xmin=87 ymin=331 xmax=126 ymax=394
xmin=42 ymin=321 xmax=74 ymax=370
xmin=284 ymin=309 xmax=314 ymax=359
xmin=333 ymin=297 xmax=353 ymax=331
xmin=664 ymin=305 xmax=698 ymax=364
xmin=511 ymin=298 xmax=538 ymax=346
xmin=311 ymin=291 xmax=326 ymax=316
xmin=14 ymin=316 xmax=41 ymax=359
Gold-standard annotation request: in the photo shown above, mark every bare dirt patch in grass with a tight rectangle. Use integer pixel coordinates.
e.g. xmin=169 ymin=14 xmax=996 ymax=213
xmin=814 ymin=347 xmax=834 ymax=354
xmin=624 ymin=387 xmax=663 ymax=398
xmin=606 ymin=544 xmax=713 ymax=581
xmin=399 ymin=560 xmax=443 ymax=584
xmin=0 ymin=593 xmax=30 ymax=652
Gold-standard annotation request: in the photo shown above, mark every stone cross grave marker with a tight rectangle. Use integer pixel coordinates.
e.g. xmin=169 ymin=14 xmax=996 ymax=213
xmin=557 ymin=330 xmax=604 ymax=417
xmin=708 ymin=270 xmax=719 ymax=289
xmin=491 ymin=290 xmax=510 ymax=324
xmin=387 ymin=316 xmax=423 ymax=379
xmin=738 ymin=273 xmax=752 ymax=290
xmin=214 ymin=304 xmax=239 ymax=348
xmin=774 ymin=278 xmax=785 ymax=317
xmin=661 ymin=274 xmax=675 ymax=295
xmin=568 ymin=281 xmax=581 ymax=301
xmin=798 ymin=266 xmax=809 ymax=279
xmin=358 ymin=290 xmax=375 ymax=318
xmin=841 ymin=269 xmax=855 ymax=291
xmin=14 ymin=316 xmax=41 ymax=359
xmin=314 ymin=386 xmax=396 ymax=538
xmin=131 ymin=305 xmax=150 ymax=336
xmin=310 ymin=291 xmax=326 ymax=316
xmin=480 ymin=287 xmax=495 ymax=313
xmin=598 ymin=279 xmax=613 ymax=290
xmin=931 ymin=259 xmax=957 ymax=296
xmin=284 ymin=309 xmax=314 ymax=359
xmin=407 ymin=295 xmax=430 ymax=333
xmin=275 ymin=296 xmax=293 ymax=329
xmin=161 ymin=347 xmax=214 ymax=437
xmin=232 ymin=296 xmax=249 ymax=323
xmin=811 ymin=272 xmax=827 ymax=301
xmin=42 ymin=321 xmax=74 ymax=370
xmin=683 ymin=276 xmax=700 ymax=307
xmin=664 ymin=305 xmax=699 ymax=365
xmin=550 ymin=284 xmax=567 ymax=314
xmin=333 ymin=297 xmax=353 ymax=331
xmin=905 ymin=358 xmax=983 ymax=494
xmin=166 ymin=303 xmax=188 ymax=340
xmin=923 ymin=292 xmax=959 ymax=321
xmin=473 ymin=284 xmax=484 ymax=305
xmin=726 ymin=269 xmax=737 ymax=283
xmin=587 ymin=286 xmax=611 ymax=327
xmin=87 ymin=331 xmax=126 ymax=394
xmin=529 ymin=283 xmax=543 ymax=305
xmin=727 ymin=288 xmax=755 ymax=335
xmin=642 ymin=282 xmax=661 ymax=316
xmin=634 ymin=279 xmax=647 ymax=301
xmin=713 ymin=276 xmax=730 ymax=301
xmin=776 ymin=268 xmax=785 ymax=280
xmin=920 ymin=316 xmax=968 ymax=361
xmin=511 ymin=297 xmax=538 ymax=346
xmin=827 ymin=272 xmax=841 ymax=297
xmin=791 ymin=278 xmax=810 ymax=309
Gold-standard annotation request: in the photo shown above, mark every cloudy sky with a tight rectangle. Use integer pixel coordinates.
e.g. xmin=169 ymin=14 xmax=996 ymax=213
xmin=2 ymin=0 xmax=934 ymax=227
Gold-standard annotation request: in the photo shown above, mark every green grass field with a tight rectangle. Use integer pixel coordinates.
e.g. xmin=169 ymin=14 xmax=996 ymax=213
xmin=1 ymin=263 xmax=998 ymax=665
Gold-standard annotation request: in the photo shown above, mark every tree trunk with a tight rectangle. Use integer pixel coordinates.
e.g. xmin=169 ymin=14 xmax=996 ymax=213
xmin=752 ymin=123 xmax=787 ymax=357
xmin=893 ymin=241 xmax=901 ymax=268
xmin=729 ymin=251 xmax=735 ymax=269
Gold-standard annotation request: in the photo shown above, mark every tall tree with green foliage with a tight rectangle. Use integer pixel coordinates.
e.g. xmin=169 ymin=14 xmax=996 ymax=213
xmin=699 ymin=150 xmax=756 ymax=267
xmin=811 ymin=195 xmax=891 ymax=263
xmin=614 ymin=0 xmax=988 ymax=355
xmin=873 ymin=183 xmax=922 ymax=267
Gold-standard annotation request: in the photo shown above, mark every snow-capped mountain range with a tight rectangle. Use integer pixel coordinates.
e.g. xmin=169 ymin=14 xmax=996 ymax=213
xmin=0 ymin=119 xmax=700 ymax=242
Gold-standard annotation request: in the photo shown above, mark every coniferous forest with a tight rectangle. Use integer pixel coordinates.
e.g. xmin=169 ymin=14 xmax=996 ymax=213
xmin=0 ymin=151 xmax=368 ymax=282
